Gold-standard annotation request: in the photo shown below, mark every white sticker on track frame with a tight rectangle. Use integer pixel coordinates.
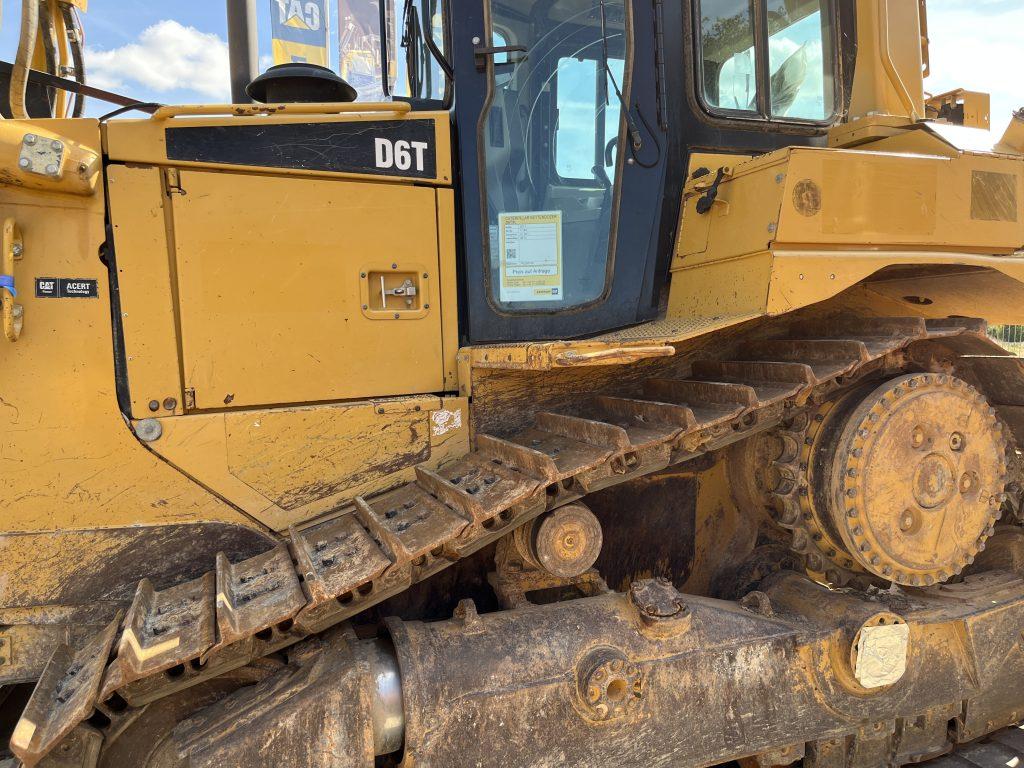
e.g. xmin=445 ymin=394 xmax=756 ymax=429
xmin=432 ymin=408 xmax=463 ymax=437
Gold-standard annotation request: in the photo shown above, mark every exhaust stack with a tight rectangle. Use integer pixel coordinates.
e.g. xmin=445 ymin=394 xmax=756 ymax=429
xmin=226 ymin=0 xmax=258 ymax=103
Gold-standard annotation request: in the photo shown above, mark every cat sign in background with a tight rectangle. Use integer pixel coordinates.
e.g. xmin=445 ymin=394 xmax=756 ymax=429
xmin=271 ymin=0 xmax=330 ymax=66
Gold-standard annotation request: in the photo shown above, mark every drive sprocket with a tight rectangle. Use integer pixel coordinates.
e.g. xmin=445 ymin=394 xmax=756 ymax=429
xmin=744 ymin=373 xmax=1010 ymax=586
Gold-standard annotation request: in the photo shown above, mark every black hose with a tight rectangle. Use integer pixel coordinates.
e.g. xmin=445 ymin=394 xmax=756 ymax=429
xmin=62 ymin=4 xmax=85 ymax=117
xmin=40 ymin=0 xmax=58 ymax=113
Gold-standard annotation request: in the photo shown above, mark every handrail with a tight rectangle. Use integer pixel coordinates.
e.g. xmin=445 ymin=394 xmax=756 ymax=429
xmin=150 ymin=102 xmax=413 ymax=120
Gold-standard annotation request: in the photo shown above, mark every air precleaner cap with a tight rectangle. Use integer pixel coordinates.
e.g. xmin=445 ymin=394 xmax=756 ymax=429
xmin=246 ymin=63 xmax=358 ymax=104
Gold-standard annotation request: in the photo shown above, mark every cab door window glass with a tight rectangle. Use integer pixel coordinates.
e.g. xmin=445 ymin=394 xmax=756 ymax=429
xmin=480 ymin=0 xmax=630 ymax=312
xmin=555 ymin=57 xmax=626 ymax=182
xmin=698 ymin=0 xmax=835 ymax=122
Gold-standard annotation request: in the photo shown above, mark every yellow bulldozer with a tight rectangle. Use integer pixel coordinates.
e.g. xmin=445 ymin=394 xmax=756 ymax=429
xmin=2 ymin=0 xmax=1024 ymax=765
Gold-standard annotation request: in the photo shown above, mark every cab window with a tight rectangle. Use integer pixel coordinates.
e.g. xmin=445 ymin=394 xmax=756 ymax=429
xmin=697 ymin=0 xmax=836 ymax=122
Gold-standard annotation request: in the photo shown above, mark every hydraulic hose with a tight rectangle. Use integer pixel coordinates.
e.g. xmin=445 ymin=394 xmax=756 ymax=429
xmin=62 ymin=4 xmax=85 ymax=117
xmin=39 ymin=0 xmax=58 ymax=112
xmin=10 ymin=0 xmax=39 ymax=119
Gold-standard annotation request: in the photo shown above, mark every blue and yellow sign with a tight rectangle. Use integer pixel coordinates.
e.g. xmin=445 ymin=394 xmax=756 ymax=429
xmin=271 ymin=0 xmax=330 ymax=66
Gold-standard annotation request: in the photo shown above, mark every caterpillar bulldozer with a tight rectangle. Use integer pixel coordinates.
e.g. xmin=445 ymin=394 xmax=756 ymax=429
xmin=3 ymin=0 xmax=1024 ymax=765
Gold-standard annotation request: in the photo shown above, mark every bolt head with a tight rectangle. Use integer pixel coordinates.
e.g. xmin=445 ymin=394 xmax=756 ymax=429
xmin=23 ymin=134 xmax=36 ymax=145
xmin=18 ymin=158 xmax=30 ymax=169
xmin=51 ymin=140 xmax=63 ymax=151
xmin=135 ymin=418 xmax=163 ymax=442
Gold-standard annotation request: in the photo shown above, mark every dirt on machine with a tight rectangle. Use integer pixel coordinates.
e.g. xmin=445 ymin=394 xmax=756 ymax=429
xmin=2 ymin=0 xmax=1024 ymax=767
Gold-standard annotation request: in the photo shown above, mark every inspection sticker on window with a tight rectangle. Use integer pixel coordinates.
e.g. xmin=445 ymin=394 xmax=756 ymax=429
xmin=498 ymin=211 xmax=563 ymax=302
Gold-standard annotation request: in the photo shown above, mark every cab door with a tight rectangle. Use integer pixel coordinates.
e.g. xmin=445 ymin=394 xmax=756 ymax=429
xmin=451 ymin=0 xmax=670 ymax=342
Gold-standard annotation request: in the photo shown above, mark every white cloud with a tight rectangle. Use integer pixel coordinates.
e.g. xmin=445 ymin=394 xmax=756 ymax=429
xmin=86 ymin=20 xmax=230 ymax=102
xmin=926 ymin=1 xmax=1024 ymax=135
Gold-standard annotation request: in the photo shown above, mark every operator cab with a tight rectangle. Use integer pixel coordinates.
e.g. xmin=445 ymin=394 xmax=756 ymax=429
xmin=325 ymin=0 xmax=847 ymax=342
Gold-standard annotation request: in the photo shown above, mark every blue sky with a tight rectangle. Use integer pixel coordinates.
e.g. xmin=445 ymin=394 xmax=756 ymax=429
xmin=0 ymin=1 xmax=335 ymax=109
xmin=0 ymin=1 xmax=1019 ymax=133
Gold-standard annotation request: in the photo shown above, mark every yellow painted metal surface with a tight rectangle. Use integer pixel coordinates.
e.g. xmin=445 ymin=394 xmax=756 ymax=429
xmin=0 ymin=120 xmax=258 ymax=535
xmin=676 ymin=156 xmax=787 ymax=265
xmin=169 ymin=170 xmax=444 ymax=410
xmin=94 ymin=108 xmax=465 ymax=532
xmin=437 ymin=188 xmax=460 ymax=392
xmin=768 ymin=252 xmax=1024 ymax=323
xmin=106 ymin=165 xmax=183 ymax=418
xmin=999 ymin=114 xmax=1024 ymax=156
xmin=104 ymin=111 xmax=452 ymax=187
xmin=847 ymin=0 xmax=926 ymax=121
xmin=144 ymin=396 xmax=469 ymax=531
xmin=669 ymin=141 xmax=1024 ymax=322
xmin=0 ymin=120 xmax=100 ymax=196
xmin=777 ymin=149 xmax=1023 ymax=248
xmin=926 ymin=89 xmax=991 ymax=130
xmin=831 ymin=267 xmax=1024 ymax=326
